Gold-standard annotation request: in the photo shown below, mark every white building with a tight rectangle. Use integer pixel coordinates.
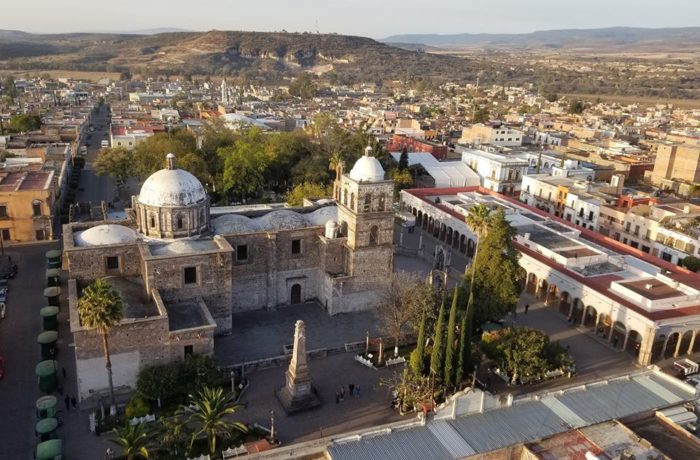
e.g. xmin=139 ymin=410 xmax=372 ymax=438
xmin=459 ymin=123 xmax=523 ymax=148
xmin=401 ymin=186 xmax=700 ymax=367
xmin=459 ymin=148 xmax=529 ymax=196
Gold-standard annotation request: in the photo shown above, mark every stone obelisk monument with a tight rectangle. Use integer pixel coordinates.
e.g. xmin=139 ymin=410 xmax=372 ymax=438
xmin=276 ymin=320 xmax=321 ymax=414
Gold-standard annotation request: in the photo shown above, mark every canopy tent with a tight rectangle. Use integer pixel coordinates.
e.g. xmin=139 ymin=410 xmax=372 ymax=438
xmin=46 ymin=268 xmax=60 ymax=287
xmin=36 ymin=395 xmax=57 ymax=419
xmin=40 ymin=307 xmax=59 ymax=331
xmin=37 ymin=331 xmax=58 ymax=360
xmin=43 ymin=287 xmax=60 ymax=307
xmin=35 ymin=439 xmax=62 ymax=460
xmin=35 ymin=360 xmax=58 ymax=393
xmin=35 ymin=418 xmax=58 ymax=441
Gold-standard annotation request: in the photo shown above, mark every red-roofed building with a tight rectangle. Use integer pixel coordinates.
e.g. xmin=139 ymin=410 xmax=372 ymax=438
xmin=400 ymin=185 xmax=700 ymax=366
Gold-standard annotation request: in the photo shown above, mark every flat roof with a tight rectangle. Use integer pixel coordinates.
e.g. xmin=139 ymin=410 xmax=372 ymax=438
xmin=165 ymin=300 xmax=209 ymax=331
xmin=620 ymin=279 xmax=684 ymax=300
xmin=103 ymin=277 xmax=159 ymax=319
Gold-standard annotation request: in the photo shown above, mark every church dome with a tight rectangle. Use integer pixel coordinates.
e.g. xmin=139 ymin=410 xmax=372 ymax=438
xmin=75 ymin=224 xmax=139 ymax=247
xmin=211 ymin=214 xmax=262 ymax=234
xmin=256 ymin=210 xmax=309 ymax=231
xmin=138 ymin=154 xmax=206 ymax=207
xmin=349 ymin=147 xmax=385 ymax=182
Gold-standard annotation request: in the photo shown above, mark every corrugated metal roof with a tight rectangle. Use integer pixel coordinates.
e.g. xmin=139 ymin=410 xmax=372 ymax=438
xmin=327 ymin=370 xmax=697 ymax=460
xmin=329 ymin=425 xmax=452 ymax=460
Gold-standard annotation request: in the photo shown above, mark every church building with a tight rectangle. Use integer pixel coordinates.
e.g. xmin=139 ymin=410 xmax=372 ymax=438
xmin=63 ymin=148 xmax=394 ymax=399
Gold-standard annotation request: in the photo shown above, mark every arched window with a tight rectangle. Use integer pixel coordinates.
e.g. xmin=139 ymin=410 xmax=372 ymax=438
xmin=364 ymin=193 xmax=372 ymax=212
xmin=369 ymin=225 xmax=379 ymax=246
xmin=378 ymin=193 xmax=386 ymax=212
xmin=343 ymin=189 xmax=348 ymax=206
xmin=149 ymin=215 xmax=156 ymax=228
xmin=350 ymin=192 xmax=355 ymax=210
xmin=177 ymin=215 xmax=184 ymax=230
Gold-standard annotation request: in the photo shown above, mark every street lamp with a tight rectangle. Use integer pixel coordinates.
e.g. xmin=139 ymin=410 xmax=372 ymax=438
xmin=270 ymin=410 xmax=276 ymax=444
xmin=230 ymin=370 xmax=235 ymax=393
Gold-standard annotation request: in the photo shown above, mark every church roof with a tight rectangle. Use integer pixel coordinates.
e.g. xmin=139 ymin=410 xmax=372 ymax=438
xmin=138 ymin=155 xmax=206 ymax=207
xmin=74 ymin=224 xmax=139 ymax=247
xmin=212 ymin=206 xmax=339 ymax=235
xmin=349 ymin=151 xmax=385 ymax=182
xmin=211 ymin=214 xmax=262 ymax=234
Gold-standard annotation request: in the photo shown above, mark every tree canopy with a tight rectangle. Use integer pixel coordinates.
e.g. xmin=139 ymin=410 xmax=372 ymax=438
xmin=8 ymin=113 xmax=41 ymax=133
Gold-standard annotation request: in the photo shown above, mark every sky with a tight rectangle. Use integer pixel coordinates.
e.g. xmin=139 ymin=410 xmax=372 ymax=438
xmin=2 ymin=0 xmax=700 ymax=38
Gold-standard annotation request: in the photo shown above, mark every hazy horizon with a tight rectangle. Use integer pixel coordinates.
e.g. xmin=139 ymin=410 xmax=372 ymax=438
xmin=1 ymin=0 xmax=699 ymax=38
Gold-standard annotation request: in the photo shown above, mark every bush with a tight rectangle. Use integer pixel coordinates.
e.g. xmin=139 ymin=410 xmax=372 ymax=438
xmin=125 ymin=395 xmax=150 ymax=418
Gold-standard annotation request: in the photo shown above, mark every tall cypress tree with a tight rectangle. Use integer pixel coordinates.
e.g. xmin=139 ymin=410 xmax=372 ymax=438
xmin=457 ymin=290 xmax=474 ymax=385
xmin=398 ymin=146 xmax=409 ymax=171
xmin=429 ymin=298 xmax=446 ymax=381
xmin=409 ymin=313 xmax=427 ymax=377
xmin=443 ymin=286 xmax=460 ymax=388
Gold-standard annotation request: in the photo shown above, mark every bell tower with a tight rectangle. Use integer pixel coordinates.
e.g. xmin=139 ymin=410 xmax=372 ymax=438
xmin=336 ymin=147 xmax=394 ymax=278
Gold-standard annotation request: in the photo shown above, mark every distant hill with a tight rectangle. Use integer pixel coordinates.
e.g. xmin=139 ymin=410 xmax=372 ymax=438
xmin=0 ymin=29 xmax=476 ymax=81
xmin=382 ymin=26 xmax=700 ymax=49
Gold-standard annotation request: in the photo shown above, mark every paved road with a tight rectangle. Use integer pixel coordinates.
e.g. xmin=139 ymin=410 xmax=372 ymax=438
xmin=75 ymin=105 xmax=120 ymax=212
xmin=0 ymin=242 xmax=62 ymax=459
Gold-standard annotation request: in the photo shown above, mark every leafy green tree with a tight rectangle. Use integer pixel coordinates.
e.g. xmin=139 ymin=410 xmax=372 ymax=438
xmin=680 ymin=256 xmax=700 ymax=273
xmin=8 ymin=114 xmax=41 ymax=133
xmin=157 ymin=415 xmax=191 ymax=458
xmin=136 ymin=362 xmax=179 ymax=403
xmin=470 ymin=208 xmax=523 ymax=327
xmin=286 ymin=182 xmax=331 ymax=206
xmin=456 ymin=290 xmax=473 ymax=385
xmin=398 ymin=147 xmax=409 ymax=171
xmin=443 ymin=286 xmax=460 ymax=388
xmin=131 ymin=131 xmax=198 ymax=179
xmin=288 ymin=73 xmax=318 ymax=99
xmin=545 ymin=93 xmax=559 ymax=102
xmin=490 ymin=327 xmax=573 ymax=385
xmin=179 ymin=386 xmax=247 ymax=455
xmin=568 ymin=100 xmax=586 ymax=115
xmin=110 ymin=423 xmax=151 ymax=460
xmin=429 ymin=298 xmax=446 ymax=380
xmin=390 ymin=168 xmax=413 ymax=196
xmin=472 ymin=107 xmax=490 ymax=124
xmin=1 ymin=76 xmax=18 ymax=100
xmin=409 ymin=313 xmax=427 ymax=377
xmin=218 ymin=128 xmax=269 ymax=201
xmin=94 ymin=147 xmax=135 ymax=186
xmin=78 ymin=278 xmax=123 ymax=414
xmin=200 ymin=118 xmax=238 ymax=176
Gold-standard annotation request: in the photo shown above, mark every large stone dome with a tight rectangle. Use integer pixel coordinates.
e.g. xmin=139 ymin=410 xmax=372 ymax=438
xmin=349 ymin=148 xmax=385 ymax=182
xmin=138 ymin=155 xmax=206 ymax=207
xmin=75 ymin=224 xmax=139 ymax=247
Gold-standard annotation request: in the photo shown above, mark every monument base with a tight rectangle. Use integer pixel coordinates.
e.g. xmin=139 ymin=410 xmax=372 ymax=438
xmin=275 ymin=386 xmax=321 ymax=415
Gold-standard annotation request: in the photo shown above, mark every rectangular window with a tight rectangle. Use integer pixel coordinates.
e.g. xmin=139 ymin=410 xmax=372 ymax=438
xmin=106 ymin=256 xmax=119 ymax=271
xmin=184 ymin=266 xmax=197 ymax=285
xmin=291 ymin=239 xmax=301 ymax=255
xmin=1 ymin=229 xmax=9 ymax=241
xmin=641 ymin=245 xmax=650 ymax=253
xmin=35 ymin=230 xmax=45 ymax=240
xmin=32 ymin=202 xmax=42 ymax=217
xmin=0 ymin=206 xmax=7 ymax=219
xmin=184 ymin=345 xmax=193 ymax=356
xmin=236 ymin=244 xmax=248 ymax=261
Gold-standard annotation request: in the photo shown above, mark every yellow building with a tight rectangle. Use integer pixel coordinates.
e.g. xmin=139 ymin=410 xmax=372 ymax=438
xmin=0 ymin=171 xmax=56 ymax=243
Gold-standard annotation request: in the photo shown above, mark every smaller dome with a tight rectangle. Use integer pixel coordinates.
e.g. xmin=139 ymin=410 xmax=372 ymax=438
xmin=349 ymin=154 xmax=385 ymax=182
xmin=256 ymin=210 xmax=309 ymax=231
xmin=306 ymin=206 xmax=338 ymax=226
xmin=211 ymin=214 xmax=262 ymax=234
xmin=75 ymin=224 xmax=139 ymax=247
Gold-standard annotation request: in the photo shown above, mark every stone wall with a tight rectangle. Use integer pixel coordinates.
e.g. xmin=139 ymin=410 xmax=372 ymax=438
xmin=65 ymin=243 xmax=142 ymax=282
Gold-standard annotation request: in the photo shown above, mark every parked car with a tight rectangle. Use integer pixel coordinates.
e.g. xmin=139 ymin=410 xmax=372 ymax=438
xmin=674 ymin=359 xmax=699 ymax=378
xmin=687 ymin=421 xmax=698 ymax=433
xmin=0 ymin=302 xmax=5 ymax=319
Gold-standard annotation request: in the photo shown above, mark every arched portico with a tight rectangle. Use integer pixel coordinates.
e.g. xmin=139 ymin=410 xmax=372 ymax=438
xmin=545 ymin=284 xmax=559 ymax=307
xmin=624 ymin=329 xmax=642 ymax=357
xmin=559 ymin=291 xmax=571 ymax=316
xmin=610 ymin=321 xmax=626 ymax=348
xmin=537 ymin=279 xmax=549 ymax=302
xmin=526 ymin=273 xmax=538 ymax=295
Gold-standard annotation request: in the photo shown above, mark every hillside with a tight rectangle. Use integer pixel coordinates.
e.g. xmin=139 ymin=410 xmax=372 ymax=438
xmin=383 ymin=26 xmax=700 ymax=50
xmin=0 ymin=29 xmax=476 ymax=81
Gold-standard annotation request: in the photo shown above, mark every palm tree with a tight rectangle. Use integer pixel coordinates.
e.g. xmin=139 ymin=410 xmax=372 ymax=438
xmin=465 ymin=204 xmax=492 ymax=282
xmin=180 ymin=386 xmax=247 ymax=455
xmin=328 ymin=151 xmax=344 ymax=179
xmin=78 ymin=278 xmax=123 ymax=415
xmin=111 ymin=423 xmax=151 ymax=460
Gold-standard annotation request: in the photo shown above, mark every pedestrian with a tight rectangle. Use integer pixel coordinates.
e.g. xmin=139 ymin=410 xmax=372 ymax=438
xmin=355 ymin=385 xmax=361 ymax=398
xmin=64 ymin=395 xmax=70 ymax=411
xmin=71 ymin=396 xmax=77 ymax=409
xmin=349 ymin=383 xmax=355 ymax=395
xmin=524 ymin=304 xmax=530 ymax=314
xmin=62 ymin=367 xmax=67 ymax=379
xmin=105 ymin=447 xmax=114 ymax=460
xmin=340 ymin=386 xmax=345 ymax=401
xmin=335 ymin=392 xmax=340 ymax=404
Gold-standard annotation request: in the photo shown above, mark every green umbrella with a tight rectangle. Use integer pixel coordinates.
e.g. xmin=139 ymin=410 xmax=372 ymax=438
xmin=36 ymin=395 xmax=57 ymax=419
xmin=35 ymin=418 xmax=58 ymax=441
xmin=46 ymin=250 xmax=62 ymax=269
xmin=40 ymin=307 xmax=59 ymax=331
xmin=35 ymin=439 xmax=62 ymax=460
xmin=45 ymin=250 xmax=61 ymax=260
xmin=43 ymin=287 xmax=60 ymax=307
xmin=37 ymin=331 xmax=58 ymax=360
xmin=35 ymin=360 xmax=58 ymax=393
xmin=46 ymin=268 xmax=61 ymax=287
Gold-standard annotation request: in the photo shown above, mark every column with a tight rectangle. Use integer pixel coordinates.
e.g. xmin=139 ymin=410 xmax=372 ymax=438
xmin=594 ymin=314 xmax=600 ymax=333
xmin=688 ymin=331 xmax=697 ymax=355
xmin=622 ymin=330 xmax=631 ymax=351
xmin=608 ymin=324 xmax=614 ymax=342
xmin=637 ymin=327 xmax=656 ymax=366
xmin=660 ymin=336 xmax=670 ymax=359
xmin=567 ymin=302 xmax=574 ymax=319
xmin=673 ymin=334 xmax=683 ymax=357
xmin=580 ymin=306 xmax=587 ymax=327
